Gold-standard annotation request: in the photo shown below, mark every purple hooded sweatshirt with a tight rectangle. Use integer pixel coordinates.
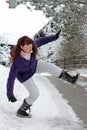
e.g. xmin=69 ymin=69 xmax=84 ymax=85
xmin=7 ymin=34 xmax=58 ymax=97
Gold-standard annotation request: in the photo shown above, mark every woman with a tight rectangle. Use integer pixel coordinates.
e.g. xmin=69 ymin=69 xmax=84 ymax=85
xmin=6 ymin=30 xmax=78 ymax=118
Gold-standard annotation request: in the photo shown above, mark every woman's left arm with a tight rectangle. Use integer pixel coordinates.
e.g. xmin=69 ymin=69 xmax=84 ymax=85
xmin=34 ymin=30 xmax=61 ymax=47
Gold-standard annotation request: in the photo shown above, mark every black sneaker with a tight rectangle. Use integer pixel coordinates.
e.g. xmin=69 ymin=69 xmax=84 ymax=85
xmin=17 ymin=109 xmax=32 ymax=118
xmin=59 ymin=70 xmax=78 ymax=84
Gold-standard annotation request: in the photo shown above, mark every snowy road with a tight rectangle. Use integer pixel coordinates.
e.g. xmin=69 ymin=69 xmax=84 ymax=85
xmin=48 ymin=76 xmax=87 ymax=128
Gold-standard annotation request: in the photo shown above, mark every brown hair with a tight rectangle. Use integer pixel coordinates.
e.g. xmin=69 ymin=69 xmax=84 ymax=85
xmin=11 ymin=36 xmax=38 ymax=63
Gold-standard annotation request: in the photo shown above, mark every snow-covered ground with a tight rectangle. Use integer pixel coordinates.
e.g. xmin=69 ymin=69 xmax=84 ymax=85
xmin=0 ymin=64 xmax=87 ymax=130
xmin=0 ymin=1 xmax=87 ymax=130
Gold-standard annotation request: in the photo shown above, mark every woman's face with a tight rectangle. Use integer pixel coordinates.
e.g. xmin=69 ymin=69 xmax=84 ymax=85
xmin=21 ymin=43 xmax=33 ymax=54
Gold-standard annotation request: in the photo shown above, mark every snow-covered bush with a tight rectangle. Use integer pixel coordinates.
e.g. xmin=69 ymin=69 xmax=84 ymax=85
xmin=0 ymin=34 xmax=12 ymax=66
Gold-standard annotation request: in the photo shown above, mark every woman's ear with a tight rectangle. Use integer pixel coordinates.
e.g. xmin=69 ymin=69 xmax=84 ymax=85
xmin=20 ymin=45 xmax=23 ymax=49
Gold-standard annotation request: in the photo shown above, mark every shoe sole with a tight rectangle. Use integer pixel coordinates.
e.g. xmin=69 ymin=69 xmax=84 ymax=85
xmin=16 ymin=113 xmax=32 ymax=118
xmin=71 ymin=73 xmax=79 ymax=84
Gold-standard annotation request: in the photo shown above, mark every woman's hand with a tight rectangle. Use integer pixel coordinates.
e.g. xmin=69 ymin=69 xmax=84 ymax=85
xmin=56 ymin=29 xmax=61 ymax=38
xmin=8 ymin=96 xmax=17 ymax=102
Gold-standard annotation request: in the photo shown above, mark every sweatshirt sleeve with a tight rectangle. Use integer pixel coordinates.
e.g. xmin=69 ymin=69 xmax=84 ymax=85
xmin=34 ymin=34 xmax=57 ymax=47
xmin=6 ymin=63 xmax=18 ymax=98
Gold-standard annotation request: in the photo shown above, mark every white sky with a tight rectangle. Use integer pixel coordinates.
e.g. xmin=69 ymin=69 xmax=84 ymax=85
xmin=0 ymin=1 xmax=87 ymax=130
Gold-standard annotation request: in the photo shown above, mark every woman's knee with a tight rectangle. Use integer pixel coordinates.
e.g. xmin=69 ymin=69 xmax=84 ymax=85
xmin=30 ymin=88 xmax=40 ymax=100
xmin=34 ymin=89 xmax=40 ymax=100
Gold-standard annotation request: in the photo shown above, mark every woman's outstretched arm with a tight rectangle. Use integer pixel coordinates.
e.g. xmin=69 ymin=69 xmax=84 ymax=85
xmin=34 ymin=29 xmax=61 ymax=47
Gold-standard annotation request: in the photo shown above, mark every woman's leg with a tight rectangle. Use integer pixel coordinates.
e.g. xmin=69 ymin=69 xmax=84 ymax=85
xmin=17 ymin=78 xmax=39 ymax=117
xmin=23 ymin=78 xmax=39 ymax=105
xmin=36 ymin=60 xmax=78 ymax=84
xmin=36 ymin=59 xmax=62 ymax=77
